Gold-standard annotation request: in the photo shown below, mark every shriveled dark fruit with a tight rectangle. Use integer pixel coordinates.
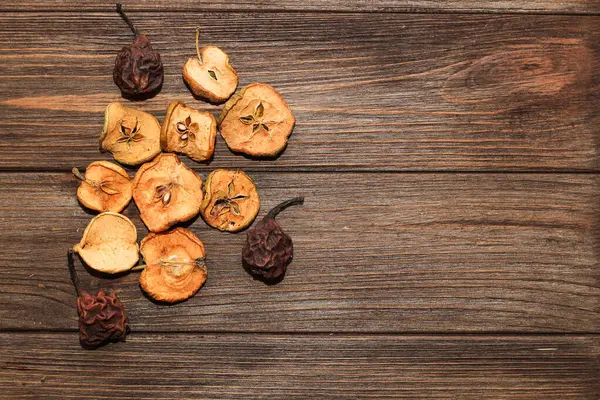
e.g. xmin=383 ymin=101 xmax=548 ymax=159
xmin=200 ymin=169 xmax=260 ymax=232
xmin=218 ymin=83 xmax=295 ymax=157
xmin=183 ymin=27 xmax=238 ymax=103
xmin=72 ymin=161 xmax=132 ymax=213
xmin=133 ymin=153 xmax=204 ymax=232
xmin=68 ymin=250 xmax=130 ymax=349
xmin=242 ymin=197 xmax=304 ymax=284
xmin=113 ymin=3 xmax=163 ymax=99
xmin=161 ymin=101 xmax=217 ymax=162
xmin=100 ymin=102 xmax=162 ymax=166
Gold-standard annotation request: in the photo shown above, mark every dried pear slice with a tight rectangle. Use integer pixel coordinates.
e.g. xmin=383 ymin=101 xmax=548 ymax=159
xmin=100 ymin=102 xmax=162 ymax=166
xmin=200 ymin=169 xmax=260 ymax=232
xmin=183 ymin=29 xmax=238 ymax=103
xmin=73 ymin=161 xmax=132 ymax=213
xmin=73 ymin=212 xmax=139 ymax=274
xmin=218 ymin=83 xmax=294 ymax=157
xmin=132 ymin=153 xmax=203 ymax=232
xmin=160 ymin=101 xmax=217 ymax=162
xmin=139 ymin=227 xmax=207 ymax=303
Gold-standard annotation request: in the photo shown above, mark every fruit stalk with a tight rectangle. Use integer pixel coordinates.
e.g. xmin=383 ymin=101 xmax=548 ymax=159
xmin=266 ymin=196 xmax=304 ymax=221
xmin=67 ymin=250 xmax=81 ymax=297
xmin=116 ymin=3 xmax=138 ymax=36
xmin=195 ymin=27 xmax=203 ymax=62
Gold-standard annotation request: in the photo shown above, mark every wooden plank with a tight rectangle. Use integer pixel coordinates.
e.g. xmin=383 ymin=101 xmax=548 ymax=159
xmin=2 ymin=1 xmax=600 ymax=14
xmin=0 ymin=333 xmax=598 ymax=399
xmin=0 ymin=13 xmax=599 ymax=171
xmin=1 ymin=172 xmax=599 ymax=333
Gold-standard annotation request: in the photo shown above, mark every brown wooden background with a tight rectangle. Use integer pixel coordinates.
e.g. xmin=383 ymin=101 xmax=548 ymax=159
xmin=1 ymin=1 xmax=600 ymax=398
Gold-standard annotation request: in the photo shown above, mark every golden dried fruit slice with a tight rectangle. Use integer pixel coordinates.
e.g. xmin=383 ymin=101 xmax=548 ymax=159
xmin=139 ymin=227 xmax=207 ymax=303
xmin=161 ymin=101 xmax=217 ymax=162
xmin=132 ymin=153 xmax=203 ymax=232
xmin=73 ymin=212 xmax=139 ymax=274
xmin=183 ymin=33 xmax=238 ymax=103
xmin=200 ymin=169 xmax=260 ymax=232
xmin=100 ymin=102 xmax=162 ymax=166
xmin=218 ymin=83 xmax=295 ymax=157
xmin=73 ymin=161 xmax=132 ymax=213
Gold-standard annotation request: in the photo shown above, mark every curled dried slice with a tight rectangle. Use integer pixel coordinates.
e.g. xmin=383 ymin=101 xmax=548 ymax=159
xmin=100 ymin=102 xmax=162 ymax=166
xmin=161 ymin=101 xmax=217 ymax=162
xmin=218 ymin=83 xmax=295 ymax=157
xmin=73 ymin=212 xmax=139 ymax=274
xmin=73 ymin=161 xmax=132 ymax=213
xmin=139 ymin=228 xmax=207 ymax=303
xmin=200 ymin=169 xmax=260 ymax=232
xmin=133 ymin=153 xmax=203 ymax=232
xmin=183 ymin=28 xmax=238 ymax=103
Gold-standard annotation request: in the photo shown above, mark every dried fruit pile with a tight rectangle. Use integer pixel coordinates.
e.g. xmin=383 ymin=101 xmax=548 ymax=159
xmin=68 ymin=4 xmax=304 ymax=349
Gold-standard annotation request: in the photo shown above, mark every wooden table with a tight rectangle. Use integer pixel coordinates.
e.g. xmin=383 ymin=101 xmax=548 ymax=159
xmin=1 ymin=1 xmax=599 ymax=398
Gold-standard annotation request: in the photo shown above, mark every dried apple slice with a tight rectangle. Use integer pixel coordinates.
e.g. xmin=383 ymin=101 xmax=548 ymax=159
xmin=218 ymin=83 xmax=295 ymax=157
xmin=139 ymin=228 xmax=207 ymax=303
xmin=132 ymin=153 xmax=203 ymax=232
xmin=183 ymin=28 xmax=238 ymax=103
xmin=73 ymin=212 xmax=139 ymax=274
xmin=100 ymin=102 xmax=162 ymax=166
xmin=161 ymin=101 xmax=217 ymax=162
xmin=200 ymin=169 xmax=260 ymax=232
xmin=72 ymin=161 xmax=132 ymax=213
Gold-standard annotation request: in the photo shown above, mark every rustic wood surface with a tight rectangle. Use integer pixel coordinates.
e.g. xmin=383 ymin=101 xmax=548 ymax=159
xmin=1 ymin=333 xmax=599 ymax=399
xmin=1 ymin=13 xmax=599 ymax=171
xmin=1 ymin=172 xmax=600 ymax=332
xmin=1 ymin=1 xmax=600 ymax=398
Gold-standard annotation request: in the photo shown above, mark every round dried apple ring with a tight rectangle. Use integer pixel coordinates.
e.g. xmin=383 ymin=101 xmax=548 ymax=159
xmin=139 ymin=228 xmax=207 ymax=303
xmin=73 ymin=212 xmax=139 ymax=274
xmin=100 ymin=102 xmax=162 ymax=166
xmin=72 ymin=161 xmax=132 ymax=213
xmin=161 ymin=101 xmax=217 ymax=162
xmin=218 ymin=83 xmax=295 ymax=157
xmin=200 ymin=169 xmax=260 ymax=232
xmin=132 ymin=153 xmax=203 ymax=232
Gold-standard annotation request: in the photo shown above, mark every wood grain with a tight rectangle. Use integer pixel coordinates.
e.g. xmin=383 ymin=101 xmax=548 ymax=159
xmin=1 ymin=13 xmax=599 ymax=171
xmin=2 ymin=0 xmax=600 ymax=14
xmin=1 ymin=333 xmax=598 ymax=399
xmin=1 ymin=171 xmax=599 ymax=333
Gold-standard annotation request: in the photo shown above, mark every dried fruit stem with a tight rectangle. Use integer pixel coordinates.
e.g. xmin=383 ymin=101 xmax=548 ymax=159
xmin=131 ymin=264 xmax=147 ymax=271
xmin=195 ymin=27 xmax=202 ymax=62
xmin=67 ymin=250 xmax=81 ymax=297
xmin=116 ymin=3 xmax=138 ymax=36
xmin=72 ymin=167 xmax=86 ymax=182
xmin=266 ymin=197 xmax=304 ymax=221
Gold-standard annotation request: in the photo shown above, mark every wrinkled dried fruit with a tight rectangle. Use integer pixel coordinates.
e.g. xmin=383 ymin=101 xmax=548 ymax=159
xmin=73 ymin=212 xmax=139 ymax=274
xmin=72 ymin=161 xmax=132 ymax=213
xmin=218 ymin=83 xmax=295 ymax=157
xmin=139 ymin=228 xmax=207 ymax=303
xmin=68 ymin=250 xmax=130 ymax=349
xmin=200 ymin=169 xmax=260 ymax=232
xmin=113 ymin=3 xmax=163 ymax=99
xmin=133 ymin=153 xmax=203 ymax=232
xmin=242 ymin=197 xmax=304 ymax=284
xmin=183 ymin=27 xmax=238 ymax=103
xmin=161 ymin=101 xmax=217 ymax=162
xmin=100 ymin=102 xmax=162 ymax=166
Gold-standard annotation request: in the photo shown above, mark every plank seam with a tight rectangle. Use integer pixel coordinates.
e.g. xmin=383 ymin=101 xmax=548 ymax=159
xmin=2 ymin=329 xmax=599 ymax=336
xmin=0 ymin=9 xmax=599 ymax=16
